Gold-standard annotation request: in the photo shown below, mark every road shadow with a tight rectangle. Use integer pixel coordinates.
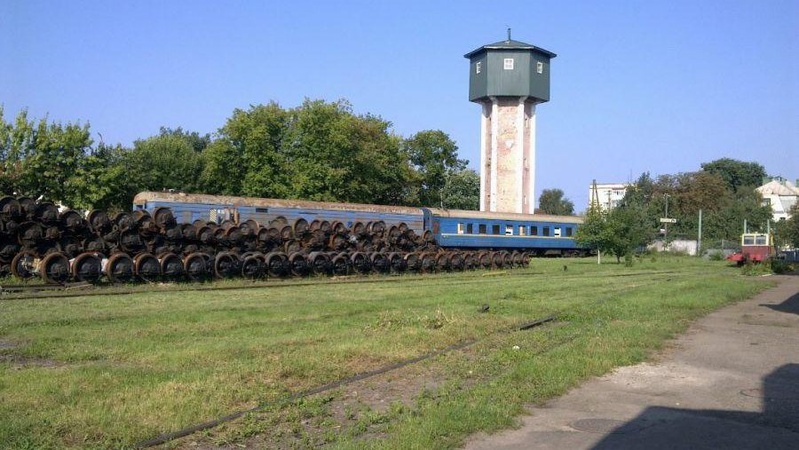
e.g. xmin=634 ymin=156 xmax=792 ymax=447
xmin=762 ymin=292 xmax=799 ymax=316
xmin=590 ymin=364 xmax=799 ymax=449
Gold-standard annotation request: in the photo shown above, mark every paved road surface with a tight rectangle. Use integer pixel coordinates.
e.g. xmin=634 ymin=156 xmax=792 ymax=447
xmin=464 ymin=274 xmax=799 ymax=450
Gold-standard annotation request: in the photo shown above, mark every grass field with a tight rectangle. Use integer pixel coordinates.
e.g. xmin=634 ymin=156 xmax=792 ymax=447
xmin=0 ymin=256 xmax=774 ymax=449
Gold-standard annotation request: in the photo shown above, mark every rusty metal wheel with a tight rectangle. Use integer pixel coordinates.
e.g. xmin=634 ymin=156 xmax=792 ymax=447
xmin=105 ymin=253 xmax=134 ymax=283
xmin=0 ymin=196 xmax=21 ymax=218
xmin=88 ymin=209 xmax=111 ymax=234
xmin=284 ymin=239 xmax=302 ymax=254
xmin=450 ymin=252 xmax=465 ymax=271
xmin=308 ymin=251 xmax=331 ymax=275
xmin=213 ymin=252 xmax=240 ymax=278
xmin=153 ymin=207 xmax=176 ymax=229
xmin=420 ymin=252 xmax=437 ymax=273
xmin=404 ymin=252 xmax=421 ymax=272
xmin=350 ymin=252 xmax=371 ymax=274
xmin=265 ymin=252 xmax=290 ymax=277
xmin=134 ymin=253 xmax=160 ymax=281
xmin=370 ymin=252 xmax=390 ymax=273
xmin=17 ymin=221 xmax=44 ymax=247
xmin=331 ymin=221 xmax=347 ymax=234
xmin=287 ymin=252 xmax=309 ymax=277
xmin=35 ymin=202 xmax=59 ymax=224
xmin=330 ymin=252 xmax=349 ymax=275
xmin=159 ymin=253 xmax=185 ymax=280
xmin=352 ymin=221 xmax=366 ymax=236
xmin=436 ymin=252 xmax=451 ymax=271
xmin=293 ymin=218 xmax=309 ymax=236
xmin=241 ymin=253 xmax=265 ymax=279
xmin=39 ymin=252 xmax=70 ymax=284
xmin=10 ymin=251 xmax=37 ymax=279
xmin=71 ymin=252 xmax=103 ymax=283
xmin=387 ymin=252 xmax=405 ymax=272
xmin=184 ymin=252 xmax=211 ymax=281
xmin=59 ymin=209 xmax=85 ymax=231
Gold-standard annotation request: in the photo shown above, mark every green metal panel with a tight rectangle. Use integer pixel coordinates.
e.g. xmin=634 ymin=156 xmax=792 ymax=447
xmin=468 ymin=53 xmax=488 ymax=101
xmin=466 ymin=39 xmax=555 ymax=103
xmin=486 ymin=50 xmax=532 ymax=98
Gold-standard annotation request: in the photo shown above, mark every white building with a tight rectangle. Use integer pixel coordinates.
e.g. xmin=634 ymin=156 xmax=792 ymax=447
xmin=757 ymin=177 xmax=799 ymax=221
xmin=588 ymin=183 xmax=629 ymax=211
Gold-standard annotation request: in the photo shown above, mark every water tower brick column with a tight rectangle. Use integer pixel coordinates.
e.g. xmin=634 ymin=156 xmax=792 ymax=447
xmin=465 ymin=36 xmax=555 ymax=214
xmin=478 ymin=97 xmax=536 ymax=214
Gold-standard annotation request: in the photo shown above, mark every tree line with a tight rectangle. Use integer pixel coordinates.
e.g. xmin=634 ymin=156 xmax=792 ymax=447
xmin=4 ymin=102 xmax=797 ymax=250
xmin=0 ymin=99 xmax=479 ymax=212
xmin=574 ymin=158 xmax=799 ymax=260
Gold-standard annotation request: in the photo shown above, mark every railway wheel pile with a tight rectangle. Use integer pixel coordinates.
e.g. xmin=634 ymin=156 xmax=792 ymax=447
xmin=0 ymin=196 xmax=530 ymax=284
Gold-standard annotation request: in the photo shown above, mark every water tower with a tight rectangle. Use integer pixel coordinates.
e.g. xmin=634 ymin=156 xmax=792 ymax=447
xmin=465 ymin=32 xmax=556 ymax=213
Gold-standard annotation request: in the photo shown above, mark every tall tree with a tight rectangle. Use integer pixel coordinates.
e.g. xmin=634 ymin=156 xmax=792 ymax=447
xmin=781 ymin=204 xmax=799 ymax=247
xmin=65 ymin=143 xmax=134 ymax=211
xmin=0 ymin=109 xmax=93 ymax=203
xmin=440 ymin=169 xmax=479 ymax=210
xmin=403 ymin=130 xmax=468 ymax=207
xmin=537 ymin=188 xmax=575 ymax=215
xmin=126 ymin=131 xmax=206 ymax=193
xmin=700 ymin=158 xmax=767 ymax=193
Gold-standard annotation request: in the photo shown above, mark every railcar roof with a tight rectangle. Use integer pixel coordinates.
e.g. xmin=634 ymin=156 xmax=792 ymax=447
xmin=133 ymin=192 xmax=423 ymax=215
xmin=424 ymin=208 xmax=583 ymax=224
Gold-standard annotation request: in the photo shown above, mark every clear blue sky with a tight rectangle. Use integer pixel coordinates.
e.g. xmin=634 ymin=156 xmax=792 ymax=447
xmin=2 ymin=0 xmax=796 ymax=210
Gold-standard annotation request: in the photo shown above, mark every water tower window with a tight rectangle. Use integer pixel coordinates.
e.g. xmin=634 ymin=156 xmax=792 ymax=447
xmin=475 ymin=61 xmax=482 ymax=74
xmin=536 ymin=61 xmax=544 ymax=74
xmin=504 ymin=58 xmax=514 ymax=70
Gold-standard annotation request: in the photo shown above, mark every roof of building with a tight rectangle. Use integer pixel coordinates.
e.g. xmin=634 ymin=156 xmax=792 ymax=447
xmin=464 ymin=39 xmax=557 ymax=59
xmin=756 ymin=180 xmax=799 ymax=196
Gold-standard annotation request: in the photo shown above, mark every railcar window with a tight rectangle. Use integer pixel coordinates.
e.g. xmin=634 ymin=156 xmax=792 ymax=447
xmin=755 ymin=236 xmax=767 ymax=245
xmin=519 ymin=225 xmax=527 ymax=236
xmin=492 ymin=224 xmax=500 ymax=235
xmin=255 ymin=208 xmax=269 ymax=213
xmin=543 ymin=226 xmax=550 ymax=237
xmin=743 ymin=236 xmax=755 ymax=245
xmin=467 ymin=223 xmax=473 ymax=234
xmin=457 ymin=223 xmax=465 ymax=235
xmin=565 ymin=227 xmax=573 ymax=237
xmin=531 ymin=226 xmax=538 ymax=236
xmin=505 ymin=225 xmax=513 ymax=236
xmin=554 ymin=227 xmax=561 ymax=237
xmin=479 ymin=224 xmax=487 ymax=234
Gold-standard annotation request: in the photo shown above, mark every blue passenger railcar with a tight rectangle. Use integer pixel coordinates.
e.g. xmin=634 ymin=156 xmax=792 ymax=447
xmin=132 ymin=192 xmax=424 ymax=233
xmin=422 ymin=208 xmax=584 ymax=255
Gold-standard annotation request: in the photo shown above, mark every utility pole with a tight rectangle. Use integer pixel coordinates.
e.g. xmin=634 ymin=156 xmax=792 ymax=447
xmin=698 ymin=209 xmax=703 ymax=256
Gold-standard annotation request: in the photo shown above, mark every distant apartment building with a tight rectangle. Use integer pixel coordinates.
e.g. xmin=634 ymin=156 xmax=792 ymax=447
xmin=588 ymin=182 xmax=629 ymax=211
xmin=757 ymin=177 xmax=799 ymax=221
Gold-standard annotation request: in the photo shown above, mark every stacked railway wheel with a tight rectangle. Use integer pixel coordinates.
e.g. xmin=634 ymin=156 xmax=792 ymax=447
xmin=0 ymin=196 xmax=529 ymax=284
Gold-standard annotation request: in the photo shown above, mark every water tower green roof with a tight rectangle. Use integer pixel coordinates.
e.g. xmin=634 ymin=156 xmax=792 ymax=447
xmin=464 ymin=39 xmax=557 ymax=59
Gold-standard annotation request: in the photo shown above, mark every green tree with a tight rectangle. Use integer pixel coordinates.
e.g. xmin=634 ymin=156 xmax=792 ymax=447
xmin=440 ymin=169 xmax=479 ymax=210
xmin=218 ymin=102 xmax=289 ymax=198
xmin=0 ymin=110 xmax=93 ymax=203
xmin=65 ymin=143 xmax=134 ymax=211
xmin=537 ymin=188 xmax=574 ymax=215
xmin=403 ymin=130 xmax=468 ymax=207
xmin=700 ymin=158 xmax=767 ymax=193
xmin=574 ymin=205 xmax=610 ymax=260
xmin=781 ymin=204 xmax=799 ymax=247
xmin=282 ymin=99 xmax=409 ymax=204
xmin=126 ymin=130 xmax=206 ymax=193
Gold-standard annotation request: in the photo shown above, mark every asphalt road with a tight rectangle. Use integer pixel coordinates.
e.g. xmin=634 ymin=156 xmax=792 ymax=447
xmin=464 ymin=273 xmax=799 ymax=450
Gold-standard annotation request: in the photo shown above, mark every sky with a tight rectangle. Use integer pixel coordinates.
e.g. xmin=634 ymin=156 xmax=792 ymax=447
xmin=1 ymin=0 xmax=797 ymax=210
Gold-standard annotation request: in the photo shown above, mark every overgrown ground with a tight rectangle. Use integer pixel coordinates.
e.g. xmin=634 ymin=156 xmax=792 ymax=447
xmin=0 ymin=256 xmax=774 ymax=449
